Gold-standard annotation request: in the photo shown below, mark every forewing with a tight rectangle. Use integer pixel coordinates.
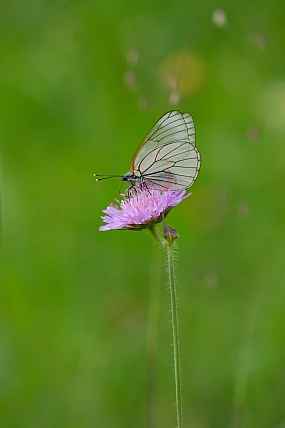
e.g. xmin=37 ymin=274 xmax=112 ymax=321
xmin=130 ymin=111 xmax=200 ymax=190
xmin=130 ymin=110 xmax=195 ymax=171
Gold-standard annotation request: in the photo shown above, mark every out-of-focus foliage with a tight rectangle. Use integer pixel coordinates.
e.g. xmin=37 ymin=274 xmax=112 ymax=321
xmin=1 ymin=0 xmax=285 ymax=427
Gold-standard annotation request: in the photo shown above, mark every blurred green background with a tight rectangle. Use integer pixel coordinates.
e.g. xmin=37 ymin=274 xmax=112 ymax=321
xmin=1 ymin=0 xmax=285 ymax=427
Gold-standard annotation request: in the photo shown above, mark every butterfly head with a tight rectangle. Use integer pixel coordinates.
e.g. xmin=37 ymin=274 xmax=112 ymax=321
xmin=122 ymin=171 xmax=145 ymax=187
xmin=95 ymin=171 xmax=144 ymax=195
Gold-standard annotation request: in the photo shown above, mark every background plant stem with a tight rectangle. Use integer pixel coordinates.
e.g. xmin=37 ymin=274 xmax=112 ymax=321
xmin=146 ymin=246 xmax=162 ymax=428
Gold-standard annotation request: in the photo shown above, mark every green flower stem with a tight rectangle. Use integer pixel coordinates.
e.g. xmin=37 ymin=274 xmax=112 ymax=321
xmin=167 ymin=240 xmax=183 ymax=428
xmin=148 ymin=223 xmax=183 ymax=427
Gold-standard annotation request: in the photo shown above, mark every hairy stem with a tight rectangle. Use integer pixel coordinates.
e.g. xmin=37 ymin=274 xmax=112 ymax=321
xmin=166 ymin=241 xmax=183 ymax=428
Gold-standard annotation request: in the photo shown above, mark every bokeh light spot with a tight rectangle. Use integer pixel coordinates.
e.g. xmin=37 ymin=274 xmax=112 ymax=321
xmin=237 ymin=202 xmax=249 ymax=218
xmin=159 ymin=50 xmax=204 ymax=97
xmin=247 ymin=125 xmax=261 ymax=142
xmin=255 ymin=80 xmax=285 ymax=131
xmin=126 ymin=48 xmax=139 ymax=66
xmin=124 ymin=69 xmax=138 ymax=91
xmin=212 ymin=9 xmax=228 ymax=28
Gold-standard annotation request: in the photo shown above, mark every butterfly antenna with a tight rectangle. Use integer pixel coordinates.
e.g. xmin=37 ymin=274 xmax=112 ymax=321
xmin=94 ymin=173 xmax=121 ymax=182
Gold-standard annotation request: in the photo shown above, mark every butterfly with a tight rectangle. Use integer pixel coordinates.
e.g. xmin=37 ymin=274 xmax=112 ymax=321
xmin=95 ymin=110 xmax=201 ymax=194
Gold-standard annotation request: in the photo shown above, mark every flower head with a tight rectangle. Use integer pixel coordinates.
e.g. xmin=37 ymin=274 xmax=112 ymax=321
xmin=99 ymin=188 xmax=190 ymax=231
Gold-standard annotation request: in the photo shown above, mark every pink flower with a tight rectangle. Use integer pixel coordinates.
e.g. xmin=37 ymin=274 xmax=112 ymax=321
xmin=99 ymin=189 xmax=191 ymax=231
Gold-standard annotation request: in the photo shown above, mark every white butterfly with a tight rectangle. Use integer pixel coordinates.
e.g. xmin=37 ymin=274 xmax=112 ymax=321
xmin=95 ymin=110 xmax=201 ymax=193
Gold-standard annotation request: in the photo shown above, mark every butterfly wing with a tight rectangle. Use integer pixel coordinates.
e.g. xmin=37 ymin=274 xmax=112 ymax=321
xmin=130 ymin=111 xmax=200 ymax=191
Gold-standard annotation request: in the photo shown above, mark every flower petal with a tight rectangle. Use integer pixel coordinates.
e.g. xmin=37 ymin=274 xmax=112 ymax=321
xmin=99 ymin=188 xmax=191 ymax=231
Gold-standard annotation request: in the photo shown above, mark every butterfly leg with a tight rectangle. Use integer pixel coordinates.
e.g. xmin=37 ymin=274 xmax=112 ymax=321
xmin=126 ymin=185 xmax=136 ymax=198
xmin=141 ymin=182 xmax=152 ymax=194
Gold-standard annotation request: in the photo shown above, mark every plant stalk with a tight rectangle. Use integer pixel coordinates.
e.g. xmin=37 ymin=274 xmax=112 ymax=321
xmin=167 ymin=241 xmax=183 ymax=428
